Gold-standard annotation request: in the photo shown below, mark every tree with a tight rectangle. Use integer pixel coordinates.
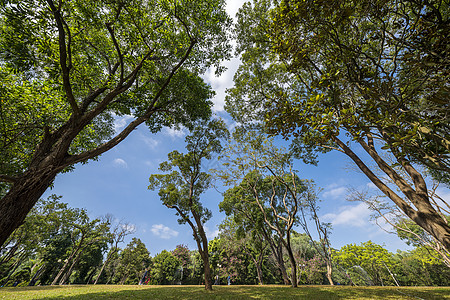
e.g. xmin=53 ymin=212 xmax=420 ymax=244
xmin=217 ymin=128 xmax=316 ymax=287
xmin=227 ymin=0 xmax=450 ymax=250
xmin=297 ymin=183 xmax=334 ymax=285
xmin=350 ymin=188 xmax=450 ymax=268
xmin=151 ymin=250 xmax=181 ymax=285
xmin=0 ymin=0 xmax=232 ymax=247
xmin=218 ymin=217 xmax=269 ymax=285
xmin=148 ymin=118 xmax=229 ymax=290
xmin=333 ymin=241 xmax=396 ymax=286
xmin=94 ymin=220 xmax=135 ymax=284
xmin=51 ymin=214 xmax=111 ymax=285
xmin=115 ymin=238 xmax=151 ymax=285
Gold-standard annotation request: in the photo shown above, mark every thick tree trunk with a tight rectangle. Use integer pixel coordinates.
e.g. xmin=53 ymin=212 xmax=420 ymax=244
xmin=0 ymin=170 xmax=58 ymax=247
xmin=284 ymin=244 xmax=298 ymax=288
xmin=201 ymin=251 xmax=213 ymax=291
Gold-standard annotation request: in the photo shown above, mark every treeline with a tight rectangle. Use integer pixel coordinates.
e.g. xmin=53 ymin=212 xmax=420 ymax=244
xmin=1 ymin=196 xmax=449 ymax=287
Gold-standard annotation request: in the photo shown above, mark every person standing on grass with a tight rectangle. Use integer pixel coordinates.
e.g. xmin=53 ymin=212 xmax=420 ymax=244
xmin=227 ymin=275 xmax=231 ymax=285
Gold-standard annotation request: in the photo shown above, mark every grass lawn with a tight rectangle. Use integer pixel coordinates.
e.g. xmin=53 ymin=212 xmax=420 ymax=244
xmin=0 ymin=285 xmax=449 ymax=300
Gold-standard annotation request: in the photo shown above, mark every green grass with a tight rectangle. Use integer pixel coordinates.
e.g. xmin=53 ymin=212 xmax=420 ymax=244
xmin=0 ymin=285 xmax=449 ymax=300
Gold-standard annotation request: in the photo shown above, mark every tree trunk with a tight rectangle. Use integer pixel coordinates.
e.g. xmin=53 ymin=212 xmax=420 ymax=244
xmin=263 ymin=229 xmax=290 ymax=285
xmin=59 ymin=247 xmax=85 ymax=285
xmin=94 ymin=253 xmax=113 ymax=285
xmin=255 ymin=257 xmax=264 ymax=285
xmin=326 ymin=262 xmax=334 ymax=285
xmin=0 ymin=170 xmax=58 ymax=247
xmin=52 ymin=246 xmax=81 ymax=285
xmin=284 ymin=244 xmax=298 ymax=288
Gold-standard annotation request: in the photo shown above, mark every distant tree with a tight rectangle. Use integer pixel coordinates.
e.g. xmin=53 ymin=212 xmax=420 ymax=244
xmin=94 ymin=220 xmax=135 ymax=284
xmin=0 ymin=0 xmax=232 ymax=247
xmin=51 ymin=214 xmax=111 ymax=285
xmin=333 ymin=241 xmax=396 ymax=286
xmin=115 ymin=238 xmax=151 ymax=285
xmin=297 ymin=183 xmax=334 ymax=285
xmin=149 ymin=119 xmax=229 ymax=290
xmin=218 ymin=217 xmax=269 ymax=285
xmin=218 ymin=128 xmax=317 ymax=287
xmin=152 ymin=250 xmax=181 ymax=285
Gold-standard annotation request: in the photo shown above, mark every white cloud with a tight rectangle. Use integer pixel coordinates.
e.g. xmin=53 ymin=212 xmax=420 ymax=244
xmin=151 ymin=224 xmax=179 ymax=239
xmin=204 ymin=225 xmax=220 ymax=240
xmin=203 ymin=57 xmax=241 ymax=112
xmin=121 ymin=223 xmax=137 ymax=233
xmin=162 ymin=126 xmax=187 ymax=139
xmin=323 ymin=185 xmax=347 ymax=200
xmin=113 ymin=158 xmax=128 ymax=168
xmin=139 ymin=134 xmax=159 ymax=149
xmin=322 ymin=203 xmax=371 ymax=227
xmin=226 ymin=0 xmax=243 ymax=18
xmin=113 ymin=114 xmax=134 ymax=133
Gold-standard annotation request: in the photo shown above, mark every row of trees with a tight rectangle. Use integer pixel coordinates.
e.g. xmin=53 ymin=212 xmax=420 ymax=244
xmin=0 ymin=196 xmax=135 ymax=287
xmin=2 ymin=194 xmax=449 ymax=287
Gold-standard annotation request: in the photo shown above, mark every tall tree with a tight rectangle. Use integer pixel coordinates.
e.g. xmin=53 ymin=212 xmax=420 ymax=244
xmin=227 ymin=0 xmax=450 ymax=250
xmin=297 ymin=183 xmax=334 ymax=285
xmin=148 ymin=118 xmax=229 ymax=290
xmin=218 ymin=128 xmax=317 ymax=287
xmin=0 ymin=0 xmax=231 ymax=246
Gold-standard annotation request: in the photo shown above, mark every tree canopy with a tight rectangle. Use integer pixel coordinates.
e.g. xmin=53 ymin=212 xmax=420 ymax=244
xmin=226 ymin=0 xmax=450 ymax=251
xmin=0 ymin=0 xmax=232 ymax=246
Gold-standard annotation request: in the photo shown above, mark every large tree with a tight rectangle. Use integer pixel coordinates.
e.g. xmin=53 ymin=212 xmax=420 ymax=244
xmin=218 ymin=128 xmax=319 ymax=287
xmin=148 ymin=119 xmax=229 ymax=290
xmin=0 ymin=0 xmax=231 ymax=246
xmin=227 ymin=0 xmax=450 ymax=250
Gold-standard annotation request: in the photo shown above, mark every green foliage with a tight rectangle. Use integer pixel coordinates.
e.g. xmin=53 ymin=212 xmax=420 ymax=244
xmin=149 ymin=119 xmax=229 ymax=226
xmin=114 ymin=238 xmax=151 ymax=285
xmin=228 ymin=0 xmax=450 ymax=252
xmin=333 ymin=241 xmax=396 ymax=286
xmin=151 ymin=250 xmax=181 ymax=285
xmin=0 ymin=0 xmax=232 ymax=237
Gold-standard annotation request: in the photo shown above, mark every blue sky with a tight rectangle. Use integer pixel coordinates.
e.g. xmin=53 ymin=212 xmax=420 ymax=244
xmin=42 ymin=0 xmax=449 ymax=256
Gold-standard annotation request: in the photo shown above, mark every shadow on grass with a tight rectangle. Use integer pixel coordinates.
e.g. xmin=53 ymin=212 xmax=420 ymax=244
xmin=2 ymin=285 xmax=449 ymax=300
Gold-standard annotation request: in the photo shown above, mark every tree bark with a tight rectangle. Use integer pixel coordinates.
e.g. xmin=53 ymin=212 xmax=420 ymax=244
xmin=326 ymin=263 xmax=334 ymax=286
xmin=0 ymin=170 xmax=59 ymax=247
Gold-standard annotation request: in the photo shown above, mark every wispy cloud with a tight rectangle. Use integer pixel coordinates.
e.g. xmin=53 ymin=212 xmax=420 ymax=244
xmin=323 ymin=184 xmax=347 ymax=200
xmin=139 ymin=134 xmax=160 ymax=149
xmin=322 ymin=203 xmax=371 ymax=227
xmin=162 ymin=126 xmax=186 ymax=139
xmin=151 ymin=224 xmax=179 ymax=239
xmin=113 ymin=158 xmax=128 ymax=168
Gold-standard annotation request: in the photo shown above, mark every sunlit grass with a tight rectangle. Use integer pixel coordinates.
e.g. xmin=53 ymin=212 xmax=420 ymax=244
xmin=0 ymin=285 xmax=449 ymax=299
